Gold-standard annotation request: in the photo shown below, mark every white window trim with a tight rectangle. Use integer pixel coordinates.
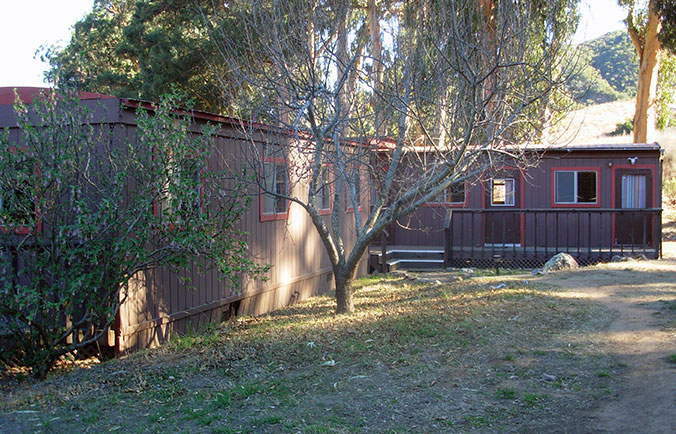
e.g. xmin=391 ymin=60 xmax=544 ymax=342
xmin=491 ymin=178 xmax=515 ymax=206
xmin=554 ymin=170 xmax=597 ymax=205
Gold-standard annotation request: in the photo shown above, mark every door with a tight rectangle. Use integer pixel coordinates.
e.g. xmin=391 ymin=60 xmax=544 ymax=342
xmin=485 ymin=176 xmax=521 ymax=245
xmin=615 ymin=169 xmax=653 ymax=246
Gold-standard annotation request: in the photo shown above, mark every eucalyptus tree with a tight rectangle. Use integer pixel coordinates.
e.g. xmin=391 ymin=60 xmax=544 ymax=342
xmin=619 ymin=0 xmax=676 ymax=142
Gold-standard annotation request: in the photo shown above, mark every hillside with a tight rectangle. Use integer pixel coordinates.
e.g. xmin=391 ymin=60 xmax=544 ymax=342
xmin=569 ymin=30 xmax=638 ymax=105
xmin=583 ymin=30 xmax=638 ymax=97
xmin=557 ymin=100 xmax=635 ymax=145
xmin=556 ymin=99 xmax=674 ymax=144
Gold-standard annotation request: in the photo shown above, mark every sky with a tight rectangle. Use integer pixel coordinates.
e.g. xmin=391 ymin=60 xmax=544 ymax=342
xmin=0 ymin=0 xmax=628 ymax=89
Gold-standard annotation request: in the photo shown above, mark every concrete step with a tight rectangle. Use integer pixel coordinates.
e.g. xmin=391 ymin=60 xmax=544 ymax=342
xmin=370 ymin=248 xmax=445 ymax=272
xmin=387 ymin=258 xmax=444 ymax=271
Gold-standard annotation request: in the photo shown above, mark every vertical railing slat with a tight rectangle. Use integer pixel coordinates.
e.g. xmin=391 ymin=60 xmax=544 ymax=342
xmin=435 ymin=208 xmax=660 ymax=269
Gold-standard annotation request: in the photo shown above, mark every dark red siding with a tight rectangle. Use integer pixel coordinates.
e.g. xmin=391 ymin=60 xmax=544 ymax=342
xmin=391 ymin=147 xmax=662 ymax=250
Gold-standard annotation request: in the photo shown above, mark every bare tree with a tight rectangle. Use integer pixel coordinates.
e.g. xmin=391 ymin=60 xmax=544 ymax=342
xmin=201 ymin=0 xmax=578 ymax=313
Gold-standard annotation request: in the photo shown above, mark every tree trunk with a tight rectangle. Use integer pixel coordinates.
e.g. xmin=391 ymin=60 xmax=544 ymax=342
xmin=632 ymin=2 xmax=662 ymax=144
xmin=334 ymin=271 xmax=355 ymax=314
xmin=367 ymin=0 xmax=384 ymax=136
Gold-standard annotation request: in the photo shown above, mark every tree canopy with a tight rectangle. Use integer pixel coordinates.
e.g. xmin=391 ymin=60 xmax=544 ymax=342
xmin=48 ymin=0 xmax=581 ymax=314
xmin=47 ymin=0 xmax=231 ymax=113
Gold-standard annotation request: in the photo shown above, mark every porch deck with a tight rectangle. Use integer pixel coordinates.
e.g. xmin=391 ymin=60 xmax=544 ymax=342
xmin=369 ymin=243 xmax=658 ymax=271
xmin=370 ymin=208 xmax=662 ymax=271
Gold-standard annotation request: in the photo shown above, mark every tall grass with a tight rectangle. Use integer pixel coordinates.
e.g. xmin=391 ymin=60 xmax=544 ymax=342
xmin=558 ymin=99 xmax=675 ymax=204
xmin=658 ymin=127 xmax=676 ymax=204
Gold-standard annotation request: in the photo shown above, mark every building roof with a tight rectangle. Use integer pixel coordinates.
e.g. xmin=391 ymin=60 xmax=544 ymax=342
xmin=535 ymin=142 xmax=661 ymax=152
xmin=0 ymin=88 xmax=662 ymax=153
xmin=0 ymin=87 xmax=115 ymax=105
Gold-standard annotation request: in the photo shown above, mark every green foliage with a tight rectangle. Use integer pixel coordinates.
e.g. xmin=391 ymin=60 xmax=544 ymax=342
xmin=0 ymin=87 xmax=266 ymax=378
xmin=657 ymin=53 xmax=676 ymax=129
xmin=655 ymin=0 xmax=676 ymax=54
xmin=608 ymin=118 xmax=634 ymax=136
xmin=47 ymin=0 xmax=233 ymax=113
xmin=583 ymin=30 xmax=638 ymax=97
xmin=567 ymin=57 xmax=624 ymax=105
xmin=45 ymin=0 xmax=138 ymax=97
xmin=496 ymin=387 xmax=517 ymax=399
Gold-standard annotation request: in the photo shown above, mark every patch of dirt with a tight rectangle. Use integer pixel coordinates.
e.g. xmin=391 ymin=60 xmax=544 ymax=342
xmin=536 ymin=245 xmax=676 ymax=433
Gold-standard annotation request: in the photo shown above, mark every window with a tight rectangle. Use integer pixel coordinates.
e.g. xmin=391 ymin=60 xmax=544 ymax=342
xmin=313 ymin=165 xmax=331 ymax=211
xmin=491 ymin=178 xmax=514 ymax=206
xmin=621 ymin=174 xmax=646 ymax=208
xmin=347 ymin=167 xmax=362 ymax=212
xmin=555 ymin=171 xmax=597 ymax=204
xmin=261 ymin=160 xmax=288 ymax=218
xmin=433 ymin=182 xmax=465 ymax=204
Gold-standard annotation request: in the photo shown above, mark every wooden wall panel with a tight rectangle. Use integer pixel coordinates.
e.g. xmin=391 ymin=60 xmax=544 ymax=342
xmin=116 ymin=115 xmax=368 ymax=353
xmin=393 ymin=150 xmax=662 ymax=250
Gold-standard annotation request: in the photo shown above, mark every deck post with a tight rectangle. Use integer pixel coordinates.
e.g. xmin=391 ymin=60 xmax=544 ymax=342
xmin=444 ymin=209 xmax=453 ymax=269
xmin=534 ymin=211 xmax=537 ymax=262
xmin=512 ymin=211 xmax=517 ymax=259
xmin=544 ymin=212 xmax=549 ymax=260
xmin=576 ymin=210 xmax=581 ymax=258
xmin=642 ymin=212 xmax=647 ymax=255
xmin=555 ymin=212 xmax=559 ymax=254
xmin=380 ymin=229 xmax=387 ymax=274
xmin=460 ymin=211 xmax=465 ymax=264
xmin=470 ymin=211 xmax=475 ymax=261
xmin=658 ymin=209 xmax=663 ymax=259
xmin=587 ymin=212 xmax=592 ymax=263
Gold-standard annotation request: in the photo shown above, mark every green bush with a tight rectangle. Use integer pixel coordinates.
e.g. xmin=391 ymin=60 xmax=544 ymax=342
xmin=608 ymin=118 xmax=634 ymax=137
xmin=0 ymin=88 xmax=266 ymax=378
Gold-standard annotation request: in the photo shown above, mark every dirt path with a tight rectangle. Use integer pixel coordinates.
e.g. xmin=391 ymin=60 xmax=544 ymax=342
xmin=539 ymin=246 xmax=676 ymax=433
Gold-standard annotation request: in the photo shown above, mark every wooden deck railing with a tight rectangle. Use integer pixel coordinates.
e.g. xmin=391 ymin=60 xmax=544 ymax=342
xmin=444 ymin=208 xmax=662 ymax=268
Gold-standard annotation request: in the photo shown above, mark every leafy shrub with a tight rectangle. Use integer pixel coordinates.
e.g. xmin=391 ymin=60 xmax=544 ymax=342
xmin=0 ymin=88 xmax=266 ymax=378
xmin=607 ymin=118 xmax=634 ymax=137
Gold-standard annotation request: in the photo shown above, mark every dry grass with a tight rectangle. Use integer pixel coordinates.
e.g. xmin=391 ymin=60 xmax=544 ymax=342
xmin=555 ymin=99 xmax=676 ymax=208
xmin=0 ymin=274 xmax=619 ymax=434
xmin=553 ymin=99 xmax=675 ymax=150
xmin=660 ymin=130 xmax=676 ymax=206
xmin=553 ymin=100 xmax=636 ymax=146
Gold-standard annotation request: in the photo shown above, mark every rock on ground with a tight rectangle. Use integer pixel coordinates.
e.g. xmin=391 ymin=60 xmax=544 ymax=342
xmin=543 ymin=252 xmax=578 ymax=273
